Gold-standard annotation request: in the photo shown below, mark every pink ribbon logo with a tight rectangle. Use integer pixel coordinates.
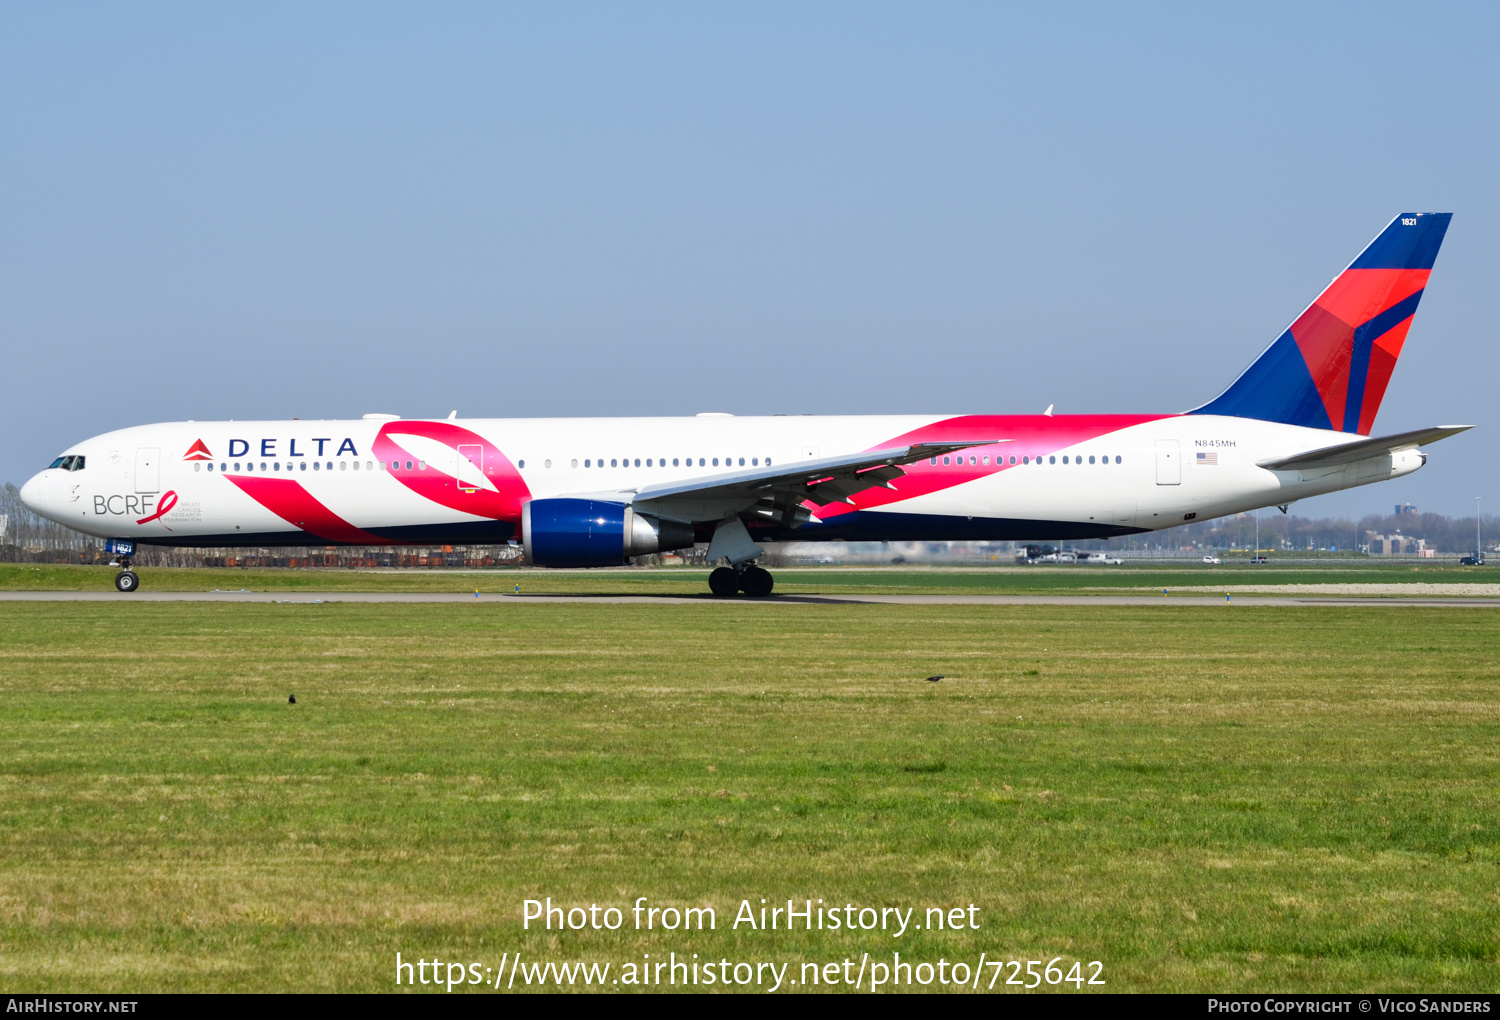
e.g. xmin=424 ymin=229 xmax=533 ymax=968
xmin=136 ymin=489 xmax=178 ymax=528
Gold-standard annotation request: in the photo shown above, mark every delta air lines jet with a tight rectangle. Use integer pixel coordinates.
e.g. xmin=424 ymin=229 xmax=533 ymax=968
xmin=21 ymin=213 xmax=1470 ymax=594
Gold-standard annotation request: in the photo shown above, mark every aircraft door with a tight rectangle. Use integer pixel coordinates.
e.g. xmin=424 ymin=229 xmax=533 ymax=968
xmin=1155 ymin=440 xmax=1180 ymax=485
xmin=457 ymin=444 xmax=483 ymax=493
xmin=134 ymin=448 xmax=160 ymax=493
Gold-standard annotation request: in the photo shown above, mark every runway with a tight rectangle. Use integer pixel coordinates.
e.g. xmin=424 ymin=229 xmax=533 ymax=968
xmin=3 ymin=590 xmax=1498 ymax=607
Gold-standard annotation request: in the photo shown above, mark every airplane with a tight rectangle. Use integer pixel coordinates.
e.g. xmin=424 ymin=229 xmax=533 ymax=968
xmin=21 ymin=212 xmax=1470 ymax=595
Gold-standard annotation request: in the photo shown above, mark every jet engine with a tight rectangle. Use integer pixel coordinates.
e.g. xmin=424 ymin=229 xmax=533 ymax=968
xmin=521 ymin=499 xmax=696 ymax=567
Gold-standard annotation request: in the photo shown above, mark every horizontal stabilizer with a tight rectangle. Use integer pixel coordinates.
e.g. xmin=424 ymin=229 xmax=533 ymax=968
xmin=1256 ymin=425 xmax=1471 ymax=471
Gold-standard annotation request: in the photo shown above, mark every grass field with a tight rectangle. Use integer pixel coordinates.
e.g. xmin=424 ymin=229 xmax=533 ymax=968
xmin=3 ymin=561 xmax=1497 ymax=596
xmin=1 ymin=599 xmax=1497 ymax=992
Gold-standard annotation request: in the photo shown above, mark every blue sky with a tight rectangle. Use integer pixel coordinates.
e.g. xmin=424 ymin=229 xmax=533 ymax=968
xmin=2 ymin=2 xmax=1495 ymax=517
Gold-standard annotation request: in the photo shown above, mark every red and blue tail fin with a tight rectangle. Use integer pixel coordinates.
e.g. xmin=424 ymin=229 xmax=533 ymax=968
xmin=1191 ymin=213 xmax=1451 ymax=434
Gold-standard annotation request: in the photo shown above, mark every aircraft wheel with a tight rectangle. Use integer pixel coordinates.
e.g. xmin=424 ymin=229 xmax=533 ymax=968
xmin=115 ymin=570 xmax=140 ymax=593
xmin=708 ymin=567 xmax=739 ymax=597
xmin=740 ymin=565 xmax=774 ymax=597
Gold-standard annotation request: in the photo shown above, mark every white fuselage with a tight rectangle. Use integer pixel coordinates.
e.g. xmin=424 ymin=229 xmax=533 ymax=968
xmin=19 ymin=412 xmax=1423 ymax=549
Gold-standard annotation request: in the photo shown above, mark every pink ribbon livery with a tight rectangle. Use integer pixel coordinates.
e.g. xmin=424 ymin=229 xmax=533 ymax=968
xmin=137 ymin=490 xmax=178 ymax=528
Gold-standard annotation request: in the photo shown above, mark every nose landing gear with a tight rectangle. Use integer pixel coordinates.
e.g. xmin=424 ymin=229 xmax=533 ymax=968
xmin=708 ymin=563 xmax=775 ymax=598
xmin=114 ymin=558 xmax=139 ymax=593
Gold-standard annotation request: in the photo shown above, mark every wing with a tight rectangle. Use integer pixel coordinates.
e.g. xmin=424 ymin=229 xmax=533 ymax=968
xmin=627 ymin=441 xmax=1002 ymax=526
xmin=1256 ymin=425 xmax=1472 ymax=471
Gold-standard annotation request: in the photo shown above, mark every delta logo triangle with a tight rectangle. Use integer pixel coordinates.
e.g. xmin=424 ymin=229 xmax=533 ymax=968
xmin=183 ymin=439 xmax=213 ymax=461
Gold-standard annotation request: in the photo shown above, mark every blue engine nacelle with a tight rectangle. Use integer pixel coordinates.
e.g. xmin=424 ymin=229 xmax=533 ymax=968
xmin=521 ymin=499 xmax=696 ymax=567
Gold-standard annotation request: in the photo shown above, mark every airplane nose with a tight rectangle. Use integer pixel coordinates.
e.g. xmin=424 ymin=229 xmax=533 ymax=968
xmin=19 ymin=472 xmax=50 ymax=515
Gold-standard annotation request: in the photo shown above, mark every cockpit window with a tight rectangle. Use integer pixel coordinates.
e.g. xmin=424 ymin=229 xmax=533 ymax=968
xmin=48 ymin=456 xmax=85 ymax=471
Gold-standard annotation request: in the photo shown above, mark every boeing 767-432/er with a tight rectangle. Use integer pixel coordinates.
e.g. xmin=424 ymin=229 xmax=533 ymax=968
xmin=22 ymin=213 xmax=1470 ymax=594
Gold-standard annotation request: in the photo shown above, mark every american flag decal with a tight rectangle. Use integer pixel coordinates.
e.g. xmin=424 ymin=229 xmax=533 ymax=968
xmin=1197 ymin=451 xmax=1218 ymax=465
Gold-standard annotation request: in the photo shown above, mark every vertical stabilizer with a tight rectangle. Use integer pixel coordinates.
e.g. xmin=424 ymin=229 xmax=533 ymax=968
xmin=1191 ymin=213 xmax=1450 ymax=434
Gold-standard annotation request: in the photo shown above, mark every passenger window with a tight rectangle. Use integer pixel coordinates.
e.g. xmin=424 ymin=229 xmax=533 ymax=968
xmin=417 ymin=461 xmax=425 ymax=470
xmin=982 ymin=456 xmax=989 ymax=465
xmin=545 ymin=460 xmax=552 ymax=468
xmin=752 ymin=457 xmax=758 ymax=466
xmin=585 ymin=459 xmax=591 ymax=467
xmin=943 ymin=456 xmax=950 ymax=465
xmin=301 ymin=462 xmax=308 ymax=471
xmin=712 ymin=458 xmax=719 ymax=466
xmin=516 ymin=460 xmax=523 ymax=469
xmin=273 ymin=462 xmax=281 ymax=471
xmin=1049 ymin=456 xmax=1055 ymax=464
xmin=765 ymin=457 xmax=771 ymax=466
xmin=672 ymin=458 xmax=679 ymax=467
xmin=611 ymin=459 xmax=617 ymax=467
xmin=1009 ymin=456 xmax=1016 ymax=464
xmin=930 ymin=458 xmax=936 ymax=465
xmin=194 ymin=463 xmax=201 ymax=472
xmin=207 ymin=463 xmax=215 ymax=472
xmin=571 ymin=459 xmax=578 ymax=468
xmin=634 ymin=458 xmax=640 ymax=467
xmin=1062 ymin=456 xmax=1068 ymax=464
xmin=234 ymin=463 xmax=242 ymax=472
xmin=1115 ymin=456 xmax=1121 ymax=463
xmin=699 ymin=458 xmax=705 ymax=466
xmin=739 ymin=457 xmax=745 ymax=466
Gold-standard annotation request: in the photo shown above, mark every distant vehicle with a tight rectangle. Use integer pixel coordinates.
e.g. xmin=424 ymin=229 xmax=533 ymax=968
xmin=1081 ymin=552 xmax=1122 ymax=565
xmin=890 ymin=555 xmax=907 ymax=564
xmin=1017 ymin=543 xmax=1058 ymax=564
xmin=1250 ymin=555 xmax=1269 ymax=564
xmin=1460 ymin=555 xmax=1485 ymax=566
xmin=1202 ymin=555 xmax=1222 ymax=564
xmin=1056 ymin=552 xmax=1078 ymax=563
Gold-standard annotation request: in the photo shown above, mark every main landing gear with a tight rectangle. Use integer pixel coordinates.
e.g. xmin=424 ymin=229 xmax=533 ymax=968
xmin=113 ymin=558 xmax=139 ymax=593
xmin=709 ymin=563 xmax=774 ymax=598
